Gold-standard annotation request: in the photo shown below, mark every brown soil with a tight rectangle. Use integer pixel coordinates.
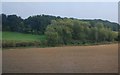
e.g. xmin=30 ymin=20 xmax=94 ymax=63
xmin=3 ymin=44 xmax=118 ymax=73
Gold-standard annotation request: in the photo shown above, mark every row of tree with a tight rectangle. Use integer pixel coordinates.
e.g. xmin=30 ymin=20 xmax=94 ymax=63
xmin=1 ymin=14 xmax=119 ymax=35
xmin=1 ymin=14 xmax=119 ymax=47
xmin=2 ymin=14 xmax=58 ymax=34
xmin=45 ymin=19 xmax=118 ymax=46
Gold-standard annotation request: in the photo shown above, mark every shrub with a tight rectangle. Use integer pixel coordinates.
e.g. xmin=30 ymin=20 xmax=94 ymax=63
xmin=2 ymin=40 xmax=42 ymax=48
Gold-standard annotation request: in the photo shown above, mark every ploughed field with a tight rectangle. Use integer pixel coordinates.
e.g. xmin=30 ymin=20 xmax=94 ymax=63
xmin=3 ymin=44 xmax=118 ymax=73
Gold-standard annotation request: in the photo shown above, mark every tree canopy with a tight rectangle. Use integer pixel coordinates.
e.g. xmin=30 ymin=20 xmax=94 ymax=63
xmin=45 ymin=19 xmax=118 ymax=46
xmin=1 ymin=14 xmax=119 ymax=47
xmin=2 ymin=14 xmax=119 ymax=35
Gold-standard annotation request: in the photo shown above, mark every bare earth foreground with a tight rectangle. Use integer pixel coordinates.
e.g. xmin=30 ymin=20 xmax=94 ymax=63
xmin=3 ymin=44 xmax=118 ymax=73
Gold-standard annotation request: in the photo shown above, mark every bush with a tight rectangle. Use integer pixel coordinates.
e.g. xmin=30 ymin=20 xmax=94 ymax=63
xmin=2 ymin=40 xmax=42 ymax=48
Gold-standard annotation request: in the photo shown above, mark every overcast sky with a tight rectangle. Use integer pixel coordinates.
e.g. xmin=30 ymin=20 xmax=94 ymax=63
xmin=2 ymin=2 xmax=118 ymax=23
xmin=1 ymin=0 xmax=120 ymax=2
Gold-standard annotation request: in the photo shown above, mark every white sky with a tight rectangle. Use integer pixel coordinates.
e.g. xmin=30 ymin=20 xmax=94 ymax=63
xmin=1 ymin=0 xmax=120 ymax=23
xmin=1 ymin=0 xmax=120 ymax=2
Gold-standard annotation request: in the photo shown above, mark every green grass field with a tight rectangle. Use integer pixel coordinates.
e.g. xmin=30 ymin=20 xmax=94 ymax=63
xmin=2 ymin=32 xmax=46 ymax=42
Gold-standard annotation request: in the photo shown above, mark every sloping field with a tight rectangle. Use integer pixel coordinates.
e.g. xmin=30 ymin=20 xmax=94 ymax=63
xmin=2 ymin=32 xmax=46 ymax=42
xmin=3 ymin=44 xmax=118 ymax=73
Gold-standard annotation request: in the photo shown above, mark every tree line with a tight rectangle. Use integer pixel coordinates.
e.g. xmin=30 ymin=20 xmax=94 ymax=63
xmin=45 ymin=19 xmax=118 ymax=46
xmin=1 ymin=14 xmax=119 ymax=47
xmin=1 ymin=14 xmax=119 ymax=34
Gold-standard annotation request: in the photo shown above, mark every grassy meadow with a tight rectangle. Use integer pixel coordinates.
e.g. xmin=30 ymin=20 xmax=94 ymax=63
xmin=2 ymin=32 xmax=46 ymax=42
xmin=2 ymin=32 xmax=47 ymax=48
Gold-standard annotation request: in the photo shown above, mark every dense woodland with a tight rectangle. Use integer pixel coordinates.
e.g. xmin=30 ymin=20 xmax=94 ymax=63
xmin=1 ymin=14 xmax=119 ymax=47
xmin=2 ymin=14 xmax=119 ymax=34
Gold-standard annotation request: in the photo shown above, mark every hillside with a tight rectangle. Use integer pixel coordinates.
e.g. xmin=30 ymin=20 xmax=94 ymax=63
xmin=1 ymin=14 xmax=119 ymax=48
xmin=2 ymin=32 xmax=46 ymax=42
xmin=2 ymin=32 xmax=46 ymax=48
xmin=2 ymin=14 xmax=119 ymax=35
